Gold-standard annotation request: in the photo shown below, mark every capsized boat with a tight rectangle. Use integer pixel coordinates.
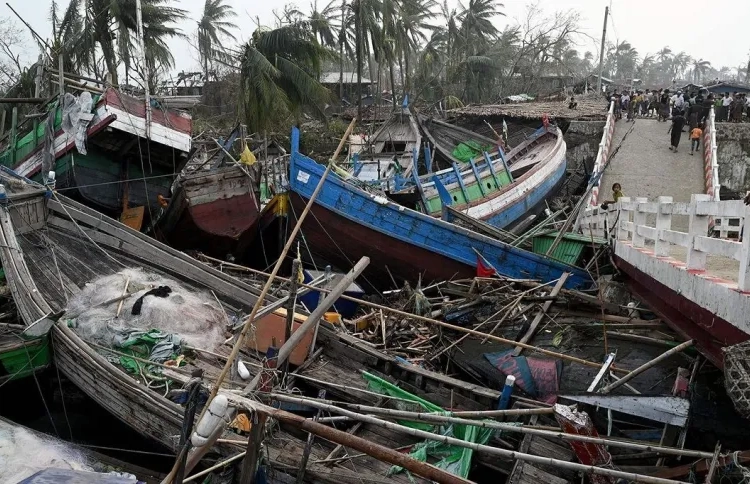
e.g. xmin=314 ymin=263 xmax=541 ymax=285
xmin=289 ymin=127 xmax=592 ymax=290
xmin=0 ymin=88 xmax=192 ymax=228
xmin=415 ymin=117 xmax=567 ymax=230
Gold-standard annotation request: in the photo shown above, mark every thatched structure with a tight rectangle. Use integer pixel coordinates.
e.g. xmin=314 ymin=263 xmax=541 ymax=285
xmin=451 ymin=95 xmax=609 ymax=121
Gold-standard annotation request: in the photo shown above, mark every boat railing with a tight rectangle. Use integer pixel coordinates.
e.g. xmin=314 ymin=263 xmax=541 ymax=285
xmin=266 ymin=154 xmax=290 ymax=191
xmin=578 ymin=194 xmax=750 ymax=290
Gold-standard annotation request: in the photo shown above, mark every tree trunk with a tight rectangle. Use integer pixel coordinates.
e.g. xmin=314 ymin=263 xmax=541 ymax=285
xmin=404 ymin=47 xmax=410 ymax=95
xmin=388 ymin=61 xmax=397 ymax=109
xmin=397 ymin=47 xmax=405 ymax=92
xmin=355 ymin=0 xmax=363 ymax=121
xmin=339 ymin=0 xmax=345 ymax=102
xmin=100 ymin=37 xmax=119 ymax=85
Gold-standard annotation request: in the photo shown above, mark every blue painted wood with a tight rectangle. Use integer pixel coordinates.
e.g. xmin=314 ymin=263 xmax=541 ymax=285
xmin=469 ymin=157 xmax=486 ymax=197
xmin=484 ymin=151 xmax=502 ymax=189
xmin=424 ymin=144 xmax=433 ymax=173
xmin=452 ymin=163 xmax=469 ymax=203
xmin=432 ymin=175 xmax=453 ymax=207
xmin=289 ymin=128 xmax=592 ymax=289
xmin=496 ymin=146 xmax=513 ymax=183
xmin=482 ymin=155 xmax=566 ymax=229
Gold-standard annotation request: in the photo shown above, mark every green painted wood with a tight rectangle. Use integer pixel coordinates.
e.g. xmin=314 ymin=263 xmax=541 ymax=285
xmin=0 ymin=337 xmax=50 ymax=381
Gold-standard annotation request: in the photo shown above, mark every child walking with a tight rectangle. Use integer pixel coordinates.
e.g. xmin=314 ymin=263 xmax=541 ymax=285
xmin=690 ymin=124 xmax=703 ymax=155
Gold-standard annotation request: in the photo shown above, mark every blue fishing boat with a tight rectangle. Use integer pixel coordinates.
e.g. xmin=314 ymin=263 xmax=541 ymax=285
xmin=416 ymin=117 xmax=567 ymax=230
xmin=288 ymin=127 xmax=592 ymax=290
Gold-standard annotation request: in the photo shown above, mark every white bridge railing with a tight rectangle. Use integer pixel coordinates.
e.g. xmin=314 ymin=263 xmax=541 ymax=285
xmin=580 ymin=194 xmax=750 ymax=291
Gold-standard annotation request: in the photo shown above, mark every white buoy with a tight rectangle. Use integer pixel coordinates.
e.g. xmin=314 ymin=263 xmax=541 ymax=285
xmin=237 ymin=360 xmax=250 ymax=380
xmin=191 ymin=395 xmax=228 ymax=447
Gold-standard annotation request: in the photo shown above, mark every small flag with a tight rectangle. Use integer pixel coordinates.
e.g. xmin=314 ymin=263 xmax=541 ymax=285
xmin=502 ymin=119 xmax=509 ymax=140
xmin=402 ymin=93 xmax=409 ymax=108
xmin=476 ymin=254 xmax=496 ymax=277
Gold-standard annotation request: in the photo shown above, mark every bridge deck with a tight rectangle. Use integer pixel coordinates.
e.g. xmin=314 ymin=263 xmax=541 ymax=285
xmin=600 ymin=119 xmax=704 ymax=232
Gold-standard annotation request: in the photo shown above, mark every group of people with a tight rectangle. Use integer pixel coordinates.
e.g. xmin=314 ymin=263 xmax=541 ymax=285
xmin=606 ymin=88 xmax=717 ymax=153
xmin=716 ymin=92 xmax=750 ymax=122
xmin=607 ymin=89 xmax=675 ymax=122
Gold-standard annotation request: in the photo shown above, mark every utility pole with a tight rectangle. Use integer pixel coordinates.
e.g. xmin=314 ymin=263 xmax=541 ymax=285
xmin=596 ymin=6 xmax=609 ymax=93
xmin=135 ymin=0 xmax=152 ymax=139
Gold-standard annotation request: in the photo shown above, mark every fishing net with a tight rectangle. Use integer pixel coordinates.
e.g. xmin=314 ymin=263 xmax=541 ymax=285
xmin=0 ymin=420 xmax=90 ymax=482
xmin=724 ymin=340 xmax=750 ymax=419
xmin=64 ymin=268 xmax=228 ymax=354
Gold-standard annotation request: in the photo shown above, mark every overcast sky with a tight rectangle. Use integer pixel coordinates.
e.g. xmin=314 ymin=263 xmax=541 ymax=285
xmin=4 ymin=0 xmax=749 ymax=77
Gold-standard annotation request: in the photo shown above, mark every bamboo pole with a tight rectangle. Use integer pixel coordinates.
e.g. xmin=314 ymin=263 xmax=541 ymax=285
xmin=599 ymin=340 xmax=694 ymax=394
xmin=267 ymin=393 xmax=714 ymax=460
xmin=251 ymin=403 xmax=471 ymax=484
xmin=115 ymin=276 xmax=130 ymax=318
xmin=195 ymin=255 xmax=629 ymax=373
xmin=194 ymin=162 xmax=332 ymax=427
xmin=253 ymin=397 xmax=684 ymax=483
xmin=331 ymin=117 xmax=357 ymax=162
xmin=183 ymin=452 xmax=246 ymax=483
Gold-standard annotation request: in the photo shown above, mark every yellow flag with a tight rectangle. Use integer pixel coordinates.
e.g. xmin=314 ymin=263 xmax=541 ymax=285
xmin=240 ymin=147 xmax=257 ymax=166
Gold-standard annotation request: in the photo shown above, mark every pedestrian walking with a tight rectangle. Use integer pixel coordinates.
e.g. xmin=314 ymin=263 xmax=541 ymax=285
xmin=690 ymin=124 xmax=703 ymax=155
xmin=669 ymin=109 xmax=686 ymax=153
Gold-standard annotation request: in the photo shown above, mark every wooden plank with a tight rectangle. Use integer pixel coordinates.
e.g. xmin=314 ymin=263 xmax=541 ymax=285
xmin=514 ymin=273 xmax=569 ymax=355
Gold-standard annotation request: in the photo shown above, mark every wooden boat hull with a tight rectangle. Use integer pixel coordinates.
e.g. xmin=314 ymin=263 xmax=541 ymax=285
xmin=356 ymin=108 xmax=422 ymax=180
xmin=155 ymin=166 xmax=261 ymax=257
xmin=2 ymin=88 xmax=191 ymax=219
xmin=47 ymin=151 xmax=174 ymax=215
xmin=289 ymin=128 xmax=592 ymax=291
xmin=290 ymin=191 xmax=474 ymax=288
xmin=420 ymin=126 xmax=568 ymax=230
xmin=0 ymin=185 xmax=500 ymax=482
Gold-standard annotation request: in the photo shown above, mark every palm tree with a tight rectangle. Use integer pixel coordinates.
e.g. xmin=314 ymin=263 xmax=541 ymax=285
xmin=395 ymin=0 xmax=438 ymax=91
xmin=198 ymin=0 xmax=237 ymax=83
xmin=690 ymin=58 xmax=711 ymax=84
xmin=72 ymin=0 xmax=186 ymax=86
xmin=672 ymin=51 xmax=691 ymax=80
xmin=309 ymin=0 xmax=340 ymax=47
xmin=239 ymin=23 xmax=333 ymax=131
xmin=50 ymin=0 xmax=88 ymax=74
xmin=656 ymin=46 xmax=672 ymax=64
xmin=457 ymin=0 xmax=503 ymax=57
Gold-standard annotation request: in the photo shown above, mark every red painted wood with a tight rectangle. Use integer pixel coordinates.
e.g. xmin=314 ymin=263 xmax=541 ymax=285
xmin=102 ymin=89 xmax=192 ymax=134
xmin=289 ymin=192 xmax=474 ymax=291
xmin=189 ymin=193 xmax=259 ymax=238
xmin=161 ymin=192 xmax=260 ymax=258
xmin=554 ymin=406 xmax=614 ymax=484
xmin=616 ymin=256 xmax=749 ymax=368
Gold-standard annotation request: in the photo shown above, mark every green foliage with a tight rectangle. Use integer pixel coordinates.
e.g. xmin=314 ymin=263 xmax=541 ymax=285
xmin=198 ymin=0 xmax=237 ymax=81
xmin=240 ymin=23 xmax=334 ymax=132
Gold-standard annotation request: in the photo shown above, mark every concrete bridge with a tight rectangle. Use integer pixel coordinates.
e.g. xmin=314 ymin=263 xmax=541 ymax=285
xmin=578 ymin=105 xmax=750 ymax=372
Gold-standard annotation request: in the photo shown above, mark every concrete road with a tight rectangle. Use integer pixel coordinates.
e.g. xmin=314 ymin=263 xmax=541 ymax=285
xmin=599 ymin=118 xmax=705 ymax=232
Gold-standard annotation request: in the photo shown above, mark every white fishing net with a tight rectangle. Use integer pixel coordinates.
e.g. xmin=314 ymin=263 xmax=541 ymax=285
xmin=0 ymin=420 xmax=91 ymax=482
xmin=64 ymin=268 xmax=228 ymax=352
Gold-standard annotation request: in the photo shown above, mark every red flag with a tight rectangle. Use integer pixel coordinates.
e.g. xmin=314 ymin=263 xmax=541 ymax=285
xmin=476 ymin=255 xmax=496 ymax=277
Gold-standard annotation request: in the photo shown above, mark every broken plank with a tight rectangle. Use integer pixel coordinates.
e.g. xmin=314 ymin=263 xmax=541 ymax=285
xmin=514 ymin=273 xmax=569 ymax=355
